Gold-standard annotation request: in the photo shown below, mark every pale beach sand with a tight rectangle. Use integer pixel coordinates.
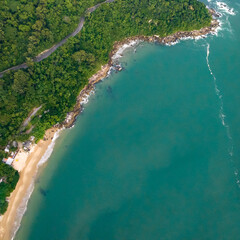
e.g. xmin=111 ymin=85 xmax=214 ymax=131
xmin=0 ymin=128 xmax=58 ymax=240
xmin=12 ymin=146 xmax=36 ymax=172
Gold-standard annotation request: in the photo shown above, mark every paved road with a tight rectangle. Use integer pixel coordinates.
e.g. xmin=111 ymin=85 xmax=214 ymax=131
xmin=0 ymin=0 xmax=115 ymax=78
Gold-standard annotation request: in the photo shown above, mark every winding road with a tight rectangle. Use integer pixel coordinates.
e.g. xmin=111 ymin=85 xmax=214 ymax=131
xmin=0 ymin=0 xmax=115 ymax=78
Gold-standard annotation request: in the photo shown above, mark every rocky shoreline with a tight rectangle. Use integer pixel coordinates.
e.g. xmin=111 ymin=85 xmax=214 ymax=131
xmin=62 ymin=16 xmax=220 ymax=129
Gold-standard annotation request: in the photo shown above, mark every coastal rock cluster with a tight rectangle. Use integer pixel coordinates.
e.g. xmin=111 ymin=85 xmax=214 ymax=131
xmin=111 ymin=18 xmax=219 ymax=49
xmin=159 ymin=20 xmax=219 ymax=44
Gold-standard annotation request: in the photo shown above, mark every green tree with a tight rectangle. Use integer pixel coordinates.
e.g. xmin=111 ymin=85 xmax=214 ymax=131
xmin=12 ymin=70 xmax=30 ymax=95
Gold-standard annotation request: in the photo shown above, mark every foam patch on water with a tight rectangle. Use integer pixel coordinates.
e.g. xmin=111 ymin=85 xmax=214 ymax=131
xmin=165 ymin=40 xmax=180 ymax=46
xmin=212 ymin=19 xmax=224 ymax=37
xmin=194 ymin=35 xmax=207 ymax=41
xmin=216 ymin=1 xmax=236 ymax=15
xmin=80 ymin=90 xmax=95 ymax=105
xmin=166 ymin=23 xmax=222 ymax=47
xmin=112 ymin=40 xmax=141 ymax=60
xmin=166 ymin=36 xmax=206 ymax=46
xmin=224 ymin=15 xmax=234 ymax=35
xmin=229 ymin=146 xmax=234 ymax=157
xmin=206 ymin=44 xmax=231 ymax=137
xmin=206 ymin=1 xmax=236 ymax=36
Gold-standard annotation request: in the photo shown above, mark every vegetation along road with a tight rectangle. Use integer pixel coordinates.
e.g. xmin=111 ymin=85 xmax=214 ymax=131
xmin=0 ymin=0 xmax=115 ymax=78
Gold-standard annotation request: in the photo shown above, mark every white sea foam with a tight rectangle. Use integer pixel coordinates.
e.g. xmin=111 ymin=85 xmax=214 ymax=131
xmin=213 ymin=1 xmax=237 ymax=36
xmin=229 ymin=146 xmax=234 ymax=157
xmin=220 ymin=111 xmax=226 ymax=126
xmin=112 ymin=40 xmax=141 ymax=60
xmin=166 ymin=25 xmax=221 ymax=47
xmin=165 ymin=40 xmax=179 ymax=46
xmin=194 ymin=35 xmax=207 ymax=41
xmin=69 ymin=124 xmax=75 ymax=129
xmin=106 ymin=66 xmax=114 ymax=77
xmin=224 ymin=15 xmax=234 ymax=35
xmin=11 ymin=182 xmax=35 ymax=240
xmin=206 ymin=44 xmax=232 ymax=135
xmin=80 ymin=90 xmax=95 ymax=105
xmin=206 ymin=44 xmax=221 ymax=99
xmin=10 ymin=129 xmax=63 ymax=240
xmin=38 ymin=129 xmax=63 ymax=166
xmin=166 ymin=36 xmax=196 ymax=46
xmin=206 ymin=43 xmax=240 ymax=186
xmin=235 ymin=168 xmax=240 ymax=187
xmin=216 ymin=1 xmax=236 ymax=15
xmin=64 ymin=89 xmax=94 ymax=124
xmin=212 ymin=19 xmax=223 ymax=37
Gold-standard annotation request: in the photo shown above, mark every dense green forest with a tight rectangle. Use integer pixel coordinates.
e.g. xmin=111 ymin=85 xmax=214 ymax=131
xmin=0 ymin=162 xmax=19 ymax=214
xmin=0 ymin=0 xmax=104 ymax=71
xmin=0 ymin=0 xmax=211 ymax=214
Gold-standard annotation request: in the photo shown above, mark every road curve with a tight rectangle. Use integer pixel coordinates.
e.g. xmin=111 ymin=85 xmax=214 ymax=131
xmin=0 ymin=0 xmax=115 ymax=78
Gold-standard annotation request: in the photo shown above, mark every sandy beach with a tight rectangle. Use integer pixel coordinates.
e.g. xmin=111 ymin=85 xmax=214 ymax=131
xmin=0 ymin=128 xmax=58 ymax=240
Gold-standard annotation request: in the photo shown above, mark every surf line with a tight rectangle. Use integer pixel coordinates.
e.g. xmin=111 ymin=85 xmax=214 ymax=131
xmin=206 ymin=43 xmax=232 ymax=140
xmin=206 ymin=43 xmax=240 ymax=186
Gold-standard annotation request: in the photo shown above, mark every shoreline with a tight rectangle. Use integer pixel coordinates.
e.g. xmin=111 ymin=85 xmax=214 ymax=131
xmin=0 ymin=17 xmax=220 ymax=240
xmin=0 ymin=128 xmax=60 ymax=240
xmin=64 ymin=17 xmax=220 ymax=128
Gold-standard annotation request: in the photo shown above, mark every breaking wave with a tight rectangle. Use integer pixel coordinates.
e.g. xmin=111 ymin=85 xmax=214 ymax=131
xmin=37 ymin=129 xmax=63 ymax=166
xmin=112 ymin=40 xmax=141 ymax=60
xmin=216 ymin=1 xmax=236 ymax=15
xmin=10 ymin=182 xmax=34 ymax=240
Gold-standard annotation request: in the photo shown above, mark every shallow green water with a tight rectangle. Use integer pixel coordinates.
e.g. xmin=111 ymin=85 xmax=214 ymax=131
xmin=15 ymin=1 xmax=240 ymax=239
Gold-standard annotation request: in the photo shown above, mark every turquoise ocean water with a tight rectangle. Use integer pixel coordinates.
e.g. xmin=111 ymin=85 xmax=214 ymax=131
xmin=15 ymin=1 xmax=240 ymax=239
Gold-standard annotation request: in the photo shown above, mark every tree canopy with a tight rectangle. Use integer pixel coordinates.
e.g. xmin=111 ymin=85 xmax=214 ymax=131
xmin=0 ymin=162 xmax=19 ymax=214
xmin=0 ymin=0 xmax=105 ymax=71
